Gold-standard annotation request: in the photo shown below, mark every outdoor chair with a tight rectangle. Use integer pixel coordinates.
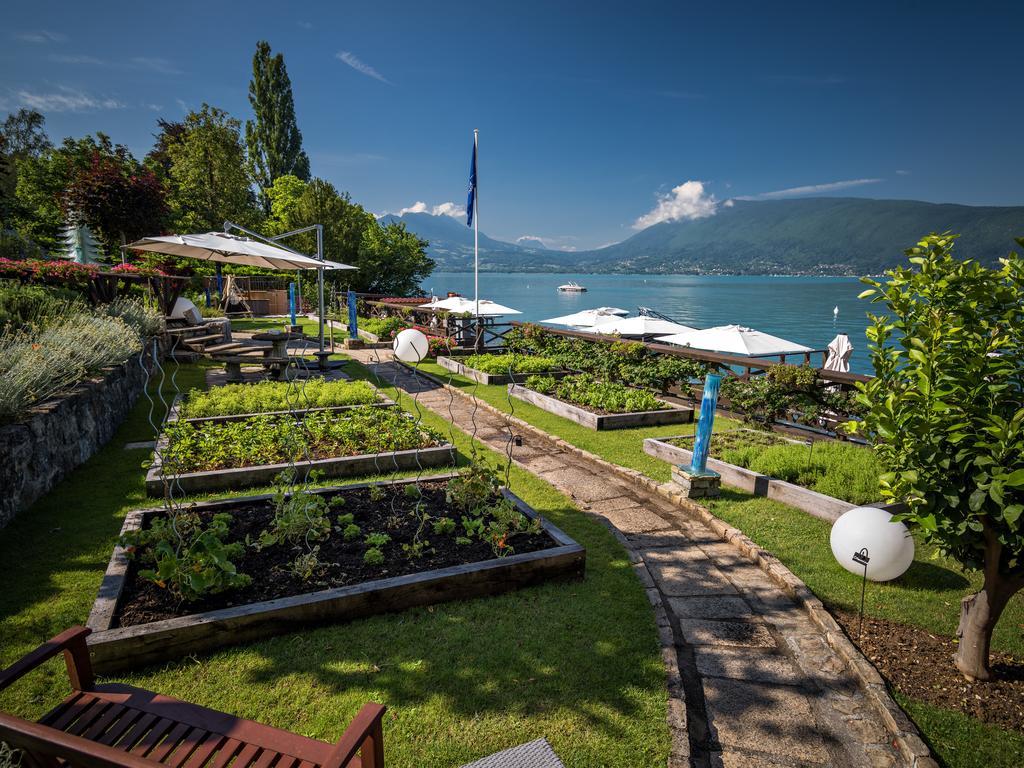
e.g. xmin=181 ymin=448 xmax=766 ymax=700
xmin=0 ymin=627 xmax=386 ymax=768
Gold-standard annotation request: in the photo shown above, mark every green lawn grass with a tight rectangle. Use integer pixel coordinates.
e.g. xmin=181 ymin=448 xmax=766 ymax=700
xmin=0 ymin=361 xmax=669 ymax=768
xmin=411 ymin=360 xmax=1024 ymax=768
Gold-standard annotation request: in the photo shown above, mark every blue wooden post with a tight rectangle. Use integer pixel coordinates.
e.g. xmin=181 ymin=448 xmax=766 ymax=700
xmin=689 ymin=373 xmax=722 ymax=475
xmin=347 ymin=290 xmax=359 ymax=340
xmin=288 ymin=282 xmax=297 ymax=326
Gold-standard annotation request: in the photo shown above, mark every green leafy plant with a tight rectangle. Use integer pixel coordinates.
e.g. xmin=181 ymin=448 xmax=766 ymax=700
xmin=525 ymin=373 xmax=666 ymax=414
xmin=368 ymin=484 xmax=386 ymax=502
xmin=121 ymin=511 xmax=250 ymax=602
xmin=179 ymin=379 xmax=380 ymax=418
xmin=849 ymin=232 xmax=1024 ymax=681
xmin=342 ymin=523 xmax=361 ymax=541
xmin=432 ymin=516 xmax=456 ymax=535
xmin=259 ymin=477 xmax=330 ymax=548
xmin=363 ymin=547 xmax=384 ymax=565
xmin=164 ymin=406 xmax=441 ymax=472
xmin=289 ymin=546 xmax=324 ymax=581
xmin=462 ymin=353 xmax=560 ymax=375
xmin=365 ymin=532 xmax=391 ymax=548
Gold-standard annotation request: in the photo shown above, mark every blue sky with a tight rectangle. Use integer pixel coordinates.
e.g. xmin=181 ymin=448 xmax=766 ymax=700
xmin=3 ymin=1 xmax=1022 ymax=250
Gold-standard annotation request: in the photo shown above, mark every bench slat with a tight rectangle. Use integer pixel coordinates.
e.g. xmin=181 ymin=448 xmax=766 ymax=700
xmin=180 ymin=732 xmax=225 ymax=768
xmin=65 ymin=699 xmax=111 ymax=736
xmin=130 ymin=717 xmax=176 ymax=756
xmin=146 ymin=722 xmax=193 ymax=763
xmin=97 ymin=708 xmax=145 ymax=747
xmin=208 ymin=738 xmax=244 ymax=768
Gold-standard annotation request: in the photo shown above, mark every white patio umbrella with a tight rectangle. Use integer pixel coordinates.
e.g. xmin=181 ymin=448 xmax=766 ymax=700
xmin=655 ymin=324 xmax=813 ymax=357
xmin=418 ymin=296 xmax=522 ymax=316
xmin=127 ymin=232 xmax=355 ymax=271
xmin=591 ymin=316 xmax=697 ymax=338
xmin=824 ymin=332 xmax=854 ymax=372
xmin=542 ymin=308 xmax=630 ymax=328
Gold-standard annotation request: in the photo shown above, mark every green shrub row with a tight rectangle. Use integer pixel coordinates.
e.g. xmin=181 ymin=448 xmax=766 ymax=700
xmin=180 ymin=379 xmax=381 ymax=418
xmin=358 ymin=315 xmax=410 ymax=339
xmin=0 ymin=297 xmax=161 ymax=423
xmin=507 ymin=324 xmax=708 ymax=392
xmin=462 ymin=353 xmax=559 ymax=375
xmin=163 ymin=406 xmax=442 ymax=472
xmin=0 ymin=281 xmax=84 ymax=332
xmin=707 ymin=430 xmax=883 ymax=505
xmin=525 ymin=373 xmax=667 ymax=414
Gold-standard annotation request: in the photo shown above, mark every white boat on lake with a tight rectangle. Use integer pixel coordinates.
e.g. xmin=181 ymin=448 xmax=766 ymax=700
xmin=557 ymin=281 xmax=587 ymax=293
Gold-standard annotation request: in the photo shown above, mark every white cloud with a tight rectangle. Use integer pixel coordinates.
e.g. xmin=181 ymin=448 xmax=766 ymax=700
xmin=131 ymin=57 xmax=181 ymax=75
xmin=394 ymin=201 xmax=467 ymax=218
xmin=17 ymin=87 xmax=125 ymax=112
xmin=633 ymin=180 xmax=718 ymax=230
xmin=49 ymin=54 xmax=105 ymax=65
xmin=895 ymin=169 xmax=910 ymax=176
xmin=516 ymin=235 xmax=548 ymax=248
xmin=175 ymin=98 xmax=187 ymax=111
xmin=336 ymin=51 xmax=391 ymax=84
xmin=723 ymin=199 xmax=735 ymax=207
xmin=297 ymin=21 xmax=314 ymax=29
xmin=145 ymin=103 xmax=163 ymax=111
xmin=17 ymin=30 xmax=66 ymax=43
xmin=738 ymin=178 xmax=883 ymax=200
xmin=515 ymin=234 xmax=579 ymax=251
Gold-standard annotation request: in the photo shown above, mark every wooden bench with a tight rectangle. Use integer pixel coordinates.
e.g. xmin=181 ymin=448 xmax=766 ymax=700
xmin=211 ymin=355 xmax=292 ymax=383
xmin=0 ymin=627 xmax=386 ymax=768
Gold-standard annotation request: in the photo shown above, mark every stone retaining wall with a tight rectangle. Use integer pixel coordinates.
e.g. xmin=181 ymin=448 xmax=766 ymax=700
xmin=0 ymin=351 xmax=151 ymax=528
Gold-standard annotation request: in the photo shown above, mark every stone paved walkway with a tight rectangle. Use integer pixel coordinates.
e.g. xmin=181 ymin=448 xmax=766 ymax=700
xmin=350 ymin=348 xmax=905 ymax=768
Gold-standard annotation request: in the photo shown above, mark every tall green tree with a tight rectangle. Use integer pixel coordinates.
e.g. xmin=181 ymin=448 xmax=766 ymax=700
xmin=11 ymin=133 xmax=129 ymax=250
xmin=853 ymin=233 xmax=1024 ymax=681
xmin=358 ymin=220 xmax=434 ymax=295
xmin=0 ymin=109 xmax=51 ymax=236
xmin=165 ymin=104 xmax=259 ymax=233
xmin=246 ymin=41 xmax=310 ymax=213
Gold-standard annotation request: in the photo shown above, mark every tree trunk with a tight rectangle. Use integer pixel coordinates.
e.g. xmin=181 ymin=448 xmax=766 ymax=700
xmin=954 ymin=522 xmax=1023 ymax=680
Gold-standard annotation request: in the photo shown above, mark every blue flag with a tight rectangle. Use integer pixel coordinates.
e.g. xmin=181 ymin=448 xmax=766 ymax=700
xmin=466 ymin=140 xmax=477 ymax=228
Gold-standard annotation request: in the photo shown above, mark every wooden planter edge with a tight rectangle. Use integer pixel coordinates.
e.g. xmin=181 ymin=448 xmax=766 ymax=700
xmin=434 ymin=356 xmax=570 ymax=386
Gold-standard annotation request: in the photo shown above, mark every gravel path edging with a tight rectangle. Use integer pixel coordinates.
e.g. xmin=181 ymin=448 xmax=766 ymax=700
xmin=405 ymin=362 xmax=937 ymax=768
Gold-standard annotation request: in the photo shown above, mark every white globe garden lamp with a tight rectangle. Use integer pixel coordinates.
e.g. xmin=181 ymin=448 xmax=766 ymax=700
xmin=830 ymin=506 xmax=915 ymax=582
xmin=393 ymin=328 xmax=429 ymax=364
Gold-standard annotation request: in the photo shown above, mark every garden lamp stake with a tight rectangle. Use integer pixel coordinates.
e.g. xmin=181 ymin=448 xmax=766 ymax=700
xmin=852 ymin=547 xmax=870 ymax=640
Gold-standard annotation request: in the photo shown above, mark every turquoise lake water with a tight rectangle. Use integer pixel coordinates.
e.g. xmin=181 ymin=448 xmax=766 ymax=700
xmin=422 ymin=273 xmax=877 ymax=374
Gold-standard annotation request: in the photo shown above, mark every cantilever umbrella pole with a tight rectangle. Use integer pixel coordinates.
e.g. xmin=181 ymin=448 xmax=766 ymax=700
xmin=224 ymin=220 xmax=328 ymax=353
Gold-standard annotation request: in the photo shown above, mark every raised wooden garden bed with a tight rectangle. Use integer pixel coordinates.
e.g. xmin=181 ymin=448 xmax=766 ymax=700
xmin=87 ymin=473 xmax=586 ymax=673
xmin=435 ymin=355 xmax=569 ymax=386
xmin=643 ymin=430 xmax=895 ymax=522
xmin=145 ymin=442 xmax=456 ymax=495
xmin=508 ymin=383 xmax=693 ymax=430
xmin=166 ymin=391 xmax=396 ymax=427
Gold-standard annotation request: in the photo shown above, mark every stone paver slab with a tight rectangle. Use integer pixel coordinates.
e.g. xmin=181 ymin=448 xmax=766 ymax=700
xmin=600 ymin=506 xmax=673 ymax=534
xmin=703 ymin=677 xmax=832 ymax=763
xmin=677 ymin=618 xmax=777 ymax=648
xmin=694 ymin=646 xmax=804 ymax=686
xmin=648 ymin=561 xmax=739 ymax=597
xmin=667 ymin=596 xmax=754 ymax=620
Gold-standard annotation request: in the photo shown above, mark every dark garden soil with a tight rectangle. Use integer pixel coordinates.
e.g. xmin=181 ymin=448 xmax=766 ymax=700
xmin=117 ymin=480 xmax=555 ymax=627
xmin=832 ymin=608 xmax=1024 ymax=732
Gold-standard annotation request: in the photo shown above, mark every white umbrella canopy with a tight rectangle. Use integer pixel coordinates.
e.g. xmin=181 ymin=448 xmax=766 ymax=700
xmin=418 ymin=296 xmax=522 ymax=316
xmin=655 ymin=324 xmax=814 ymax=356
xmin=824 ymin=332 xmax=854 ymax=372
xmin=591 ymin=316 xmax=697 ymax=337
xmin=127 ymin=232 xmax=356 ymax=271
xmin=542 ymin=308 xmax=630 ymax=327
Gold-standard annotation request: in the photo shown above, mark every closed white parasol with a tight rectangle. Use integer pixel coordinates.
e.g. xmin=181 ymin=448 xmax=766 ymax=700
xmin=824 ymin=332 xmax=854 ymax=372
xmin=591 ymin=316 xmax=697 ymax=338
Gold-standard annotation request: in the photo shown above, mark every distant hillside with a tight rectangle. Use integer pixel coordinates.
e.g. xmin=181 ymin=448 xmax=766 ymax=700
xmin=386 ymin=197 xmax=1024 ymax=275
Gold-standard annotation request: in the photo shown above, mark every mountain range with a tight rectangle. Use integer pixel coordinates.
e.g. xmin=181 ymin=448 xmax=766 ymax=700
xmin=382 ymin=197 xmax=1024 ymax=275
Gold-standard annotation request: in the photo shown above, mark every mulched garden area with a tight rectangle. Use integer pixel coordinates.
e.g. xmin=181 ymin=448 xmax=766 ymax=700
xmin=118 ymin=479 xmax=554 ymax=627
xmin=833 ymin=608 xmax=1023 ymax=732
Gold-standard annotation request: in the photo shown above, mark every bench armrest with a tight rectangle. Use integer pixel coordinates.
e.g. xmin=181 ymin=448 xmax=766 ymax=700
xmin=0 ymin=626 xmax=94 ymax=692
xmin=323 ymin=703 xmax=386 ymax=768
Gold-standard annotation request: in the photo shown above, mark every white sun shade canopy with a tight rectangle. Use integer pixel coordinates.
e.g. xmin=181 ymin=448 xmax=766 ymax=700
xmin=418 ymin=296 xmax=522 ymax=316
xmin=655 ymin=324 xmax=814 ymax=356
xmin=591 ymin=316 xmax=697 ymax=337
xmin=127 ymin=232 xmax=356 ymax=271
xmin=542 ymin=308 xmax=630 ymax=327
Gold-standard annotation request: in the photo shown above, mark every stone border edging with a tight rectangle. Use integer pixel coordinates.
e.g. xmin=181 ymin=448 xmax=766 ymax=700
xmin=399 ymin=362 xmax=936 ymax=768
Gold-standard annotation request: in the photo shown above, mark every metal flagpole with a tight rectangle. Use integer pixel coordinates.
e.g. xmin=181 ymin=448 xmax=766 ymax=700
xmin=473 ymin=129 xmax=479 ymax=318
